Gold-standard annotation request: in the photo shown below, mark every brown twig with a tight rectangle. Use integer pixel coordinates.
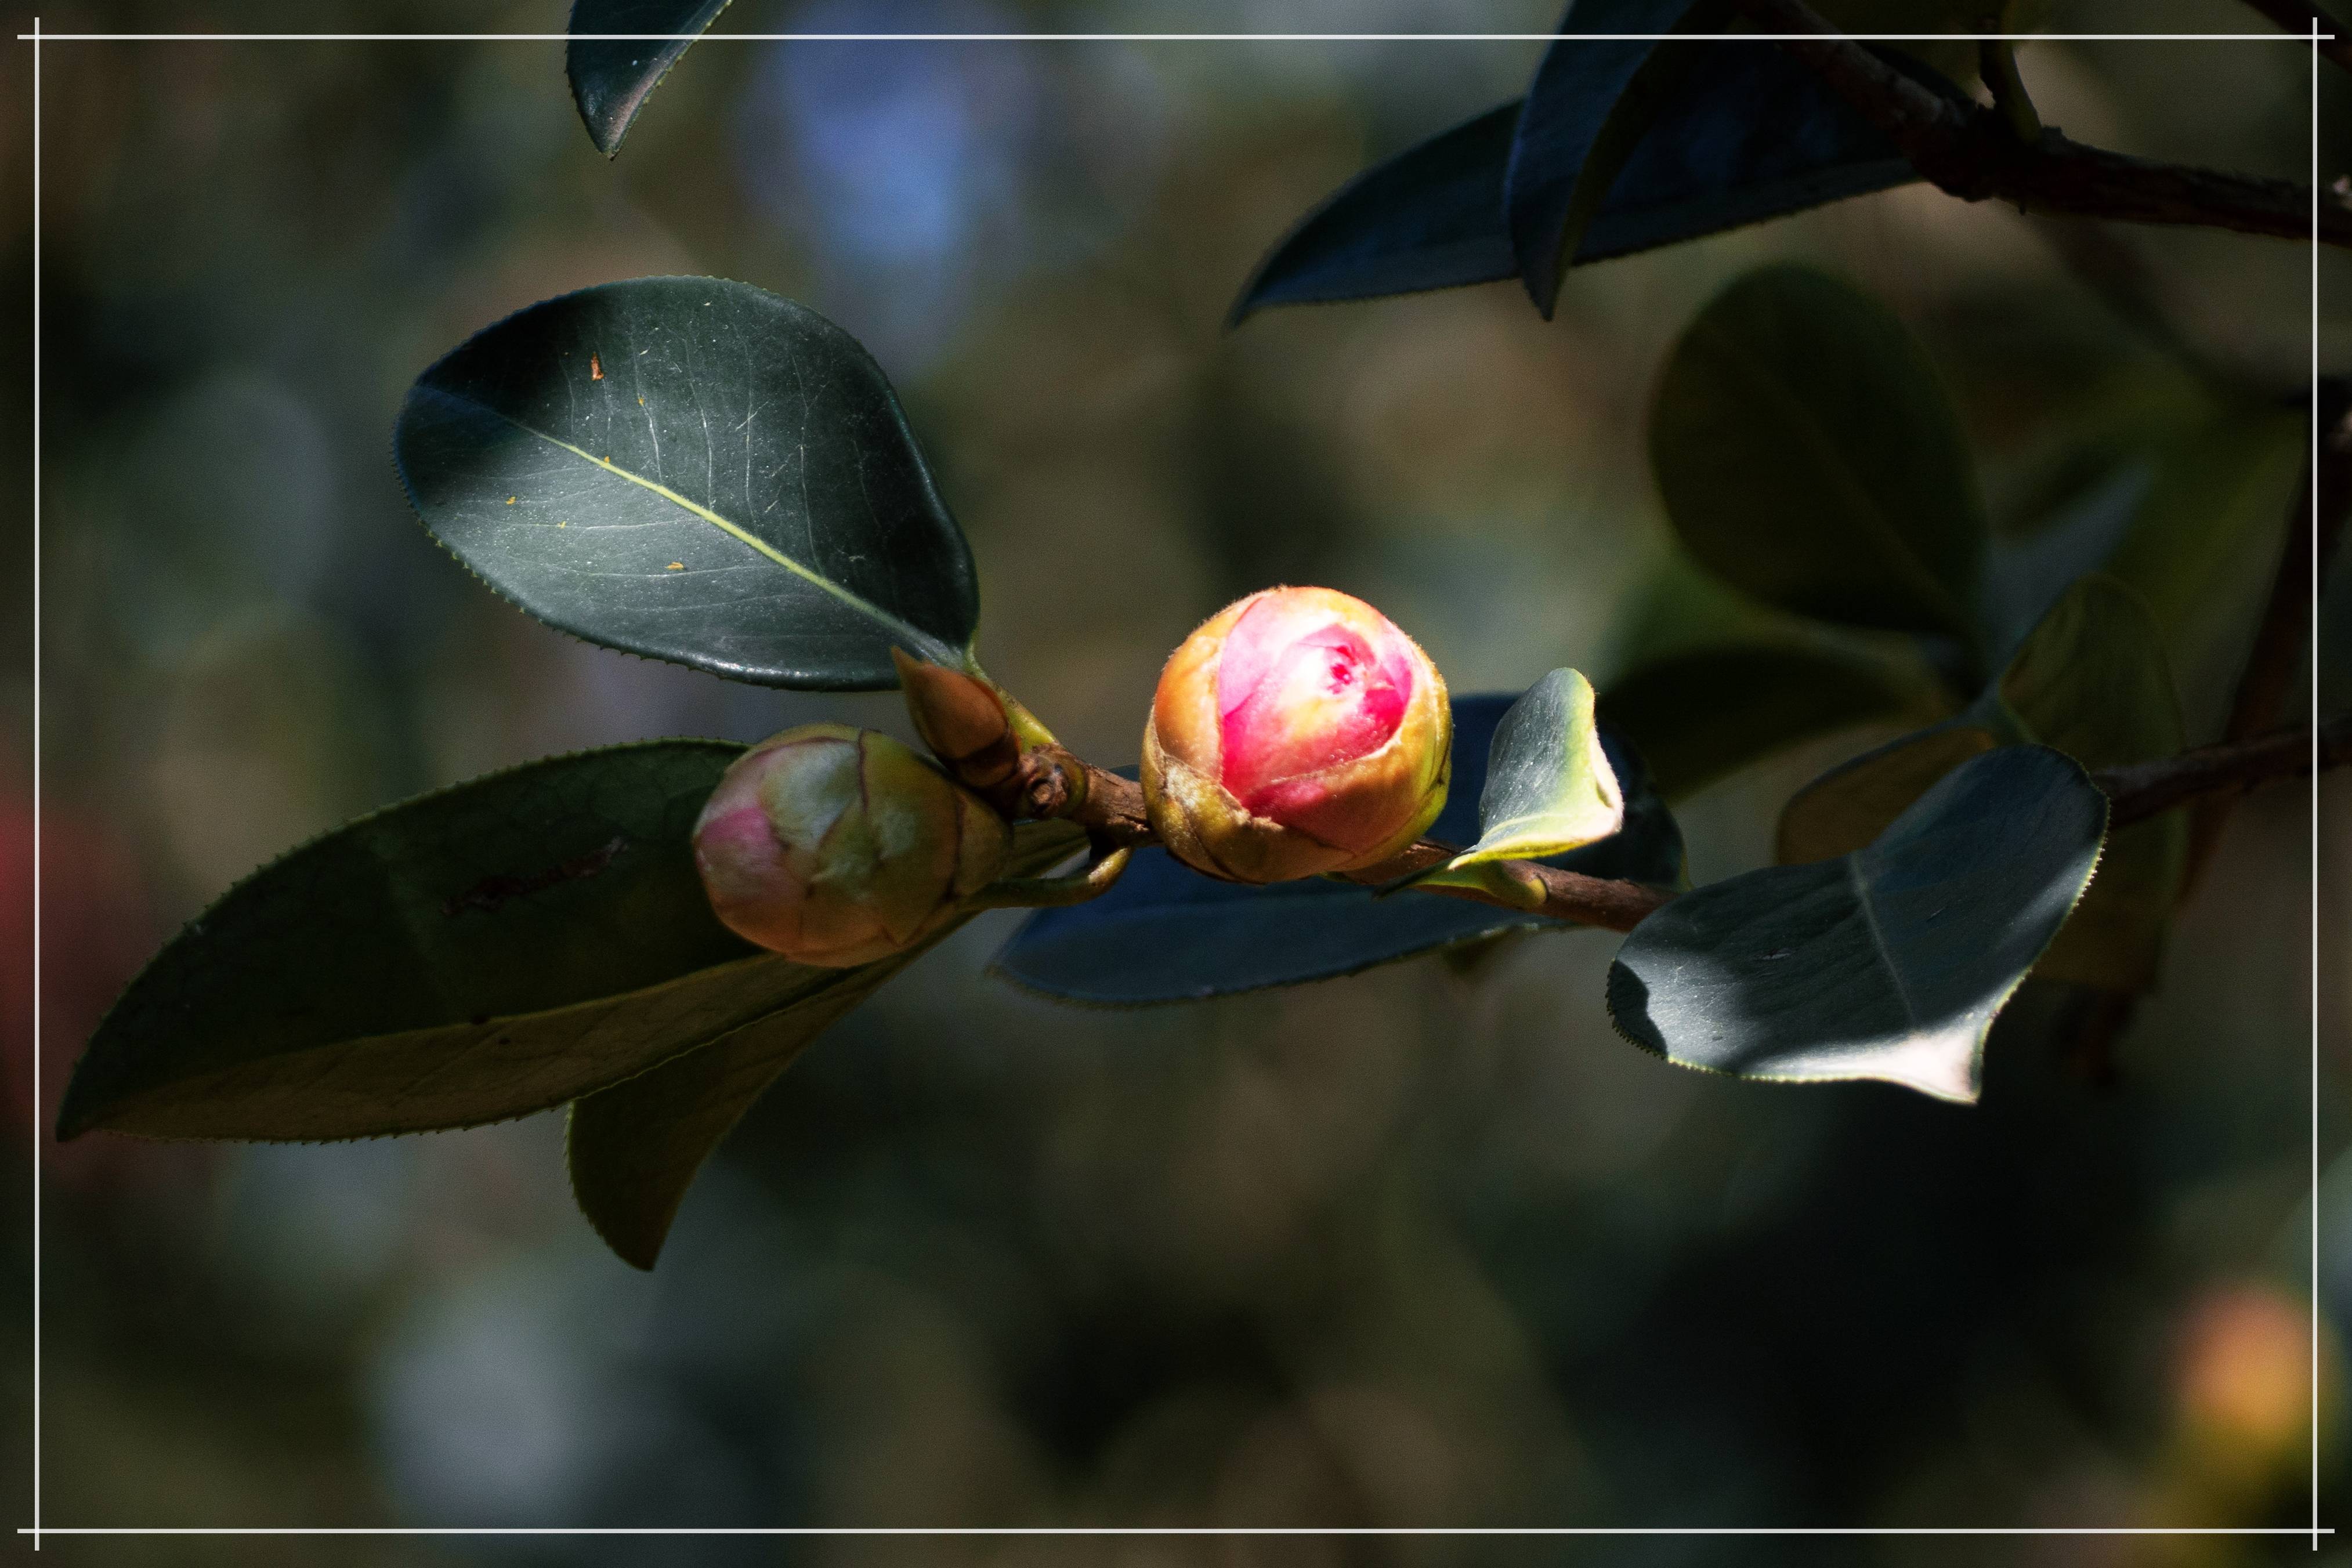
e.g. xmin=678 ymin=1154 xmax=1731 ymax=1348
xmin=2099 ymin=716 xmax=2352 ymax=828
xmin=1738 ymin=0 xmax=2352 ymax=249
xmin=2237 ymin=0 xmax=2352 ymax=76
xmin=1007 ymin=722 xmax=2349 ymax=935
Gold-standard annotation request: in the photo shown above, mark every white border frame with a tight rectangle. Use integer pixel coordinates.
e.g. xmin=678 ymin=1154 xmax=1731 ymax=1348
xmin=12 ymin=15 xmax=2337 ymax=1552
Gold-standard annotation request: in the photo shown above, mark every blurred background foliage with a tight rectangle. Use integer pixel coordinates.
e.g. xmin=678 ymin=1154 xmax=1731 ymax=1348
xmin=2 ymin=0 xmax=2350 ymax=1558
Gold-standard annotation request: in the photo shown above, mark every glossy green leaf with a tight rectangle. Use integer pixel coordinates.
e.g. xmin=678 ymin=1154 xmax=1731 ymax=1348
xmin=1602 ymin=642 xmax=1948 ymax=801
xmin=56 ymin=740 xmax=793 ymax=1142
xmin=1410 ymin=671 xmax=1622 ymax=897
xmin=1778 ymin=577 xmax=2186 ymax=991
xmin=565 ymin=820 xmax=1085 ymax=1270
xmin=1649 ymin=265 xmax=1988 ymax=643
xmin=566 ymin=0 xmax=732 ymax=157
xmin=993 ymin=697 xmax=1684 ymax=1006
xmin=1610 ymin=746 xmax=2106 ymax=1103
xmin=396 ymin=277 xmax=978 ymax=690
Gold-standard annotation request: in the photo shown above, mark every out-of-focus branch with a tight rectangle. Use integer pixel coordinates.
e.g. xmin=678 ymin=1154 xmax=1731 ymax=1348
xmin=2185 ymin=383 xmax=2352 ymax=878
xmin=1738 ymin=0 xmax=2352 ymax=249
xmin=2237 ymin=0 xmax=2352 ymax=76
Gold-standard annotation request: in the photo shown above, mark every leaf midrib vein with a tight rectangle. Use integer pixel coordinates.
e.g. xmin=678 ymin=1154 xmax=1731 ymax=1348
xmin=430 ymin=384 xmax=956 ymax=662
xmin=1847 ymin=849 xmax=1919 ymax=1031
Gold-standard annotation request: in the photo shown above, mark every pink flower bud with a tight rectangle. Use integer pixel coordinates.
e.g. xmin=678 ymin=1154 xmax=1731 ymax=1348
xmin=1142 ymin=587 xmax=1450 ymax=883
xmin=693 ymin=724 xmax=1009 ymax=966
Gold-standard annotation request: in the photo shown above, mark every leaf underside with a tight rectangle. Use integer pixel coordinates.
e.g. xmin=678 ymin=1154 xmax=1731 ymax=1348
xmin=396 ymin=276 xmax=977 ymax=690
xmin=565 ymin=820 xmax=1088 ymax=1269
xmin=1506 ymin=0 xmax=1710 ymax=316
xmin=566 ymin=0 xmax=734 ymax=157
xmin=992 ymin=694 xmax=1684 ymax=1006
xmin=1609 ymin=745 xmax=2107 ymax=1104
xmin=1231 ymin=37 xmax=1944 ymax=321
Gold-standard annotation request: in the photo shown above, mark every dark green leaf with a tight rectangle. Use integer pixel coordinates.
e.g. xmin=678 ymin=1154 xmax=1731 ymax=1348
xmin=991 ymin=696 xmax=1684 ymax=1005
xmin=56 ymin=740 xmax=797 ymax=1142
xmin=566 ymin=0 xmax=732 ymax=157
xmin=1601 ymin=642 xmax=1946 ymax=800
xmin=1609 ymin=746 xmax=2106 ymax=1103
xmin=1649 ymin=264 xmax=1987 ymax=642
xmin=1506 ymin=0 xmax=1710 ymax=317
xmin=1776 ymin=576 xmax=2185 ymax=991
xmin=564 ymin=820 xmax=1085 ymax=1270
xmin=1231 ymin=102 xmax=1522 ymax=322
xmin=396 ymin=276 xmax=978 ymax=690
xmin=2101 ymin=409 xmax=2304 ymax=651
xmin=1229 ymin=41 xmax=1945 ymax=323
xmin=1984 ymin=458 xmax=2151 ymax=660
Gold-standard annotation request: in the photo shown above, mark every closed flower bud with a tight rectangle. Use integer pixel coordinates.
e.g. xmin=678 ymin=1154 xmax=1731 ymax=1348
xmin=1142 ymin=586 xmax=1450 ymax=883
xmin=693 ymin=724 xmax=1009 ymax=966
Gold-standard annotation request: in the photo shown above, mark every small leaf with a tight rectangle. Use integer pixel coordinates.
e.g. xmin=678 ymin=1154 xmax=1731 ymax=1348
xmin=396 ymin=277 xmax=978 ymax=690
xmin=1649 ymin=265 xmax=1988 ymax=643
xmin=991 ymin=695 xmax=1684 ymax=1005
xmin=566 ymin=0 xmax=732 ymax=157
xmin=1609 ymin=746 xmax=2106 ymax=1104
xmin=1414 ymin=670 xmax=1623 ymax=890
xmin=1776 ymin=577 xmax=2187 ymax=991
xmin=563 ymin=820 xmax=1083 ymax=1270
xmin=1602 ymin=642 xmax=1947 ymax=800
xmin=56 ymin=740 xmax=790 ymax=1142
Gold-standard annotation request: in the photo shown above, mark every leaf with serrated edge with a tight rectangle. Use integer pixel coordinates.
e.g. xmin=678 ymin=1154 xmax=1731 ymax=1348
xmin=396 ymin=276 xmax=978 ymax=691
xmin=566 ymin=0 xmax=733 ymax=157
xmin=1777 ymin=577 xmax=2184 ymax=990
xmin=58 ymin=740 xmax=783 ymax=1143
xmin=565 ymin=819 xmax=1085 ymax=1270
xmin=1610 ymin=746 xmax=2106 ymax=1104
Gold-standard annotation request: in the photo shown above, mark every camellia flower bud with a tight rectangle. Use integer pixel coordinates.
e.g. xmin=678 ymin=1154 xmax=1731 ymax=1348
xmin=1142 ymin=586 xmax=1450 ymax=883
xmin=693 ymin=723 xmax=1009 ymax=966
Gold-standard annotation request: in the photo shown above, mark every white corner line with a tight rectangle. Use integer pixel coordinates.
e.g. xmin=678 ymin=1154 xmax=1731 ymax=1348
xmin=10 ymin=17 xmax=2343 ymax=1552
xmin=2310 ymin=16 xmax=2325 ymax=1560
xmin=8 ymin=1527 xmax=2346 ymax=1538
xmin=28 ymin=15 xmax=39 ymax=1552
xmin=4 ymin=29 xmax=2345 ymax=43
